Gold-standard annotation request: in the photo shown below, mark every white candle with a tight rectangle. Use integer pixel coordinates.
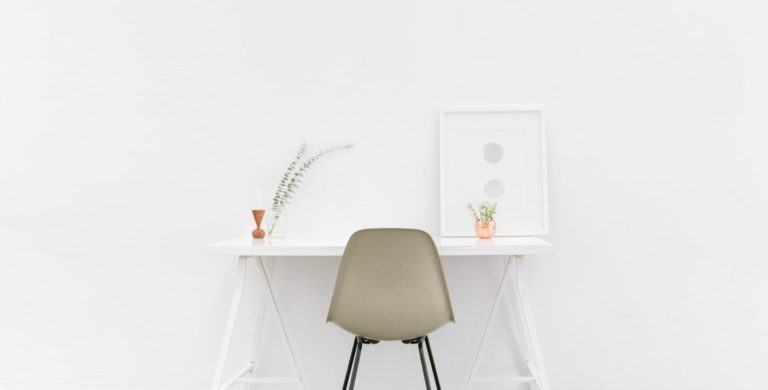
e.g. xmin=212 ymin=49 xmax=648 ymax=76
xmin=254 ymin=189 xmax=262 ymax=210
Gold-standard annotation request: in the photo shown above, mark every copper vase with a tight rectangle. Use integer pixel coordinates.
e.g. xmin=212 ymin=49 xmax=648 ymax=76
xmin=475 ymin=221 xmax=496 ymax=239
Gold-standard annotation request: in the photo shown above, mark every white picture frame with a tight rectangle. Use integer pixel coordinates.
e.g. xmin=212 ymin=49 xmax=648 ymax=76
xmin=439 ymin=106 xmax=549 ymax=237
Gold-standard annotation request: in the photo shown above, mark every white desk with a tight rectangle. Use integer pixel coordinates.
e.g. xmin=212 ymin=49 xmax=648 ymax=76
xmin=204 ymin=236 xmax=554 ymax=390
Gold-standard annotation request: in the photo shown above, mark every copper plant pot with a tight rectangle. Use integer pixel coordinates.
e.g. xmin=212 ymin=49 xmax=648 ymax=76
xmin=475 ymin=221 xmax=496 ymax=239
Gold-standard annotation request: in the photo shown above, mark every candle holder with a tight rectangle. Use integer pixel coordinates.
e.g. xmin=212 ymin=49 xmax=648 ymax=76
xmin=251 ymin=209 xmax=266 ymax=239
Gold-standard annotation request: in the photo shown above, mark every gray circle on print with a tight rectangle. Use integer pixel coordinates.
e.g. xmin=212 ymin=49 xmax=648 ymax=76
xmin=483 ymin=142 xmax=504 ymax=163
xmin=484 ymin=180 xmax=504 ymax=198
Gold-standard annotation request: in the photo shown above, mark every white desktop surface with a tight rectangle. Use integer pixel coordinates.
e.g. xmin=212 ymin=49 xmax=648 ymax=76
xmin=203 ymin=235 xmax=554 ymax=257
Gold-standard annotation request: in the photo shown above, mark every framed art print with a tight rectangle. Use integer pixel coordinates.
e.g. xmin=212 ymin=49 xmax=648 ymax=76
xmin=439 ymin=107 xmax=549 ymax=237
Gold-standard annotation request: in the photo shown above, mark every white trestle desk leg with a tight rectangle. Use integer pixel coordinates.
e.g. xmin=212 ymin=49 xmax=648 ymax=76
xmin=512 ymin=255 xmax=550 ymax=390
xmin=466 ymin=255 xmax=514 ymax=390
xmin=249 ymin=257 xmax=273 ymax=371
xmin=256 ymin=256 xmax=305 ymax=390
xmin=466 ymin=255 xmax=550 ymax=390
xmin=211 ymin=256 xmax=251 ymax=390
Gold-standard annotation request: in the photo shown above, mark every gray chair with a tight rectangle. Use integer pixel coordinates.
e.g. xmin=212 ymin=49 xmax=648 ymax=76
xmin=327 ymin=228 xmax=454 ymax=390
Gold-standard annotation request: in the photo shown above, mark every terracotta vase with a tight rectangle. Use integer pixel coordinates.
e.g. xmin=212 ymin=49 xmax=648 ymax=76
xmin=475 ymin=220 xmax=496 ymax=239
xmin=251 ymin=209 xmax=266 ymax=238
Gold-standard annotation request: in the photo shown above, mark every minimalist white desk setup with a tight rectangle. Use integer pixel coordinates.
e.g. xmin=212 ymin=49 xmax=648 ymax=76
xmin=204 ymin=235 xmax=555 ymax=390
xmin=206 ymin=107 xmax=553 ymax=390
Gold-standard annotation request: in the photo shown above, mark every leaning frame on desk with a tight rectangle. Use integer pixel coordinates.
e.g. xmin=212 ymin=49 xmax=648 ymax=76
xmin=204 ymin=236 xmax=554 ymax=390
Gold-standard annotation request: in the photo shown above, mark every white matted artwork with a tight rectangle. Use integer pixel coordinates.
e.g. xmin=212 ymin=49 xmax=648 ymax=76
xmin=440 ymin=107 xmax=549 ymax=237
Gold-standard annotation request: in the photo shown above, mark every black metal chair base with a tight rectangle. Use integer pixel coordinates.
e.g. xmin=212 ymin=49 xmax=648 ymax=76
xmin=342 ymin=335 xmax=442 ymax=390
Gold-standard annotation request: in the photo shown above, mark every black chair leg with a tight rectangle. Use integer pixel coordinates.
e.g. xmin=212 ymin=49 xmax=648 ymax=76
xmin=424 ymin=336 xmax=442 ymax=390
xmin=343 ymin=335 xmax=440 ymax=390
xmin=348 ymin=336 xmax=363 ymax=390
xmin=417 ymin=337 xmax=432 ymax=390
xmin=342 ymin=337 xmax=359 ymax=390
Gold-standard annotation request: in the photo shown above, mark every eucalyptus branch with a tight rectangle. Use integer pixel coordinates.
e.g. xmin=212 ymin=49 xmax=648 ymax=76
xmin=269 ymin=142 xmax=354 ymax=235
xmin=272 ymin=142 xmax=307 ymax=211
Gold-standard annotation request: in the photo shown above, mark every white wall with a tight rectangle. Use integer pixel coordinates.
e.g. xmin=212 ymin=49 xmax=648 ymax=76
xmin=2 ymin=0 xmax=767 ymax=389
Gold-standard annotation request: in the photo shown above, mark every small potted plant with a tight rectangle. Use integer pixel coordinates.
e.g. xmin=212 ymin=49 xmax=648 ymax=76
xmin=467 ymin=201 xmax=497 ymax=239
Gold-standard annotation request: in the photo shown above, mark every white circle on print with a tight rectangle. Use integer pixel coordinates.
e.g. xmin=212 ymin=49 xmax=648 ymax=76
xmin=484 ymin=180 xmax=504 ymax=198
xmin=483 ymin=142 xmax=504 ymax=163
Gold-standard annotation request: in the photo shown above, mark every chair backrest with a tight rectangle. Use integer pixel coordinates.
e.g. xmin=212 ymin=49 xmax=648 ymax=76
xmin=327 ymin=228 xmax=454 ymax=341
